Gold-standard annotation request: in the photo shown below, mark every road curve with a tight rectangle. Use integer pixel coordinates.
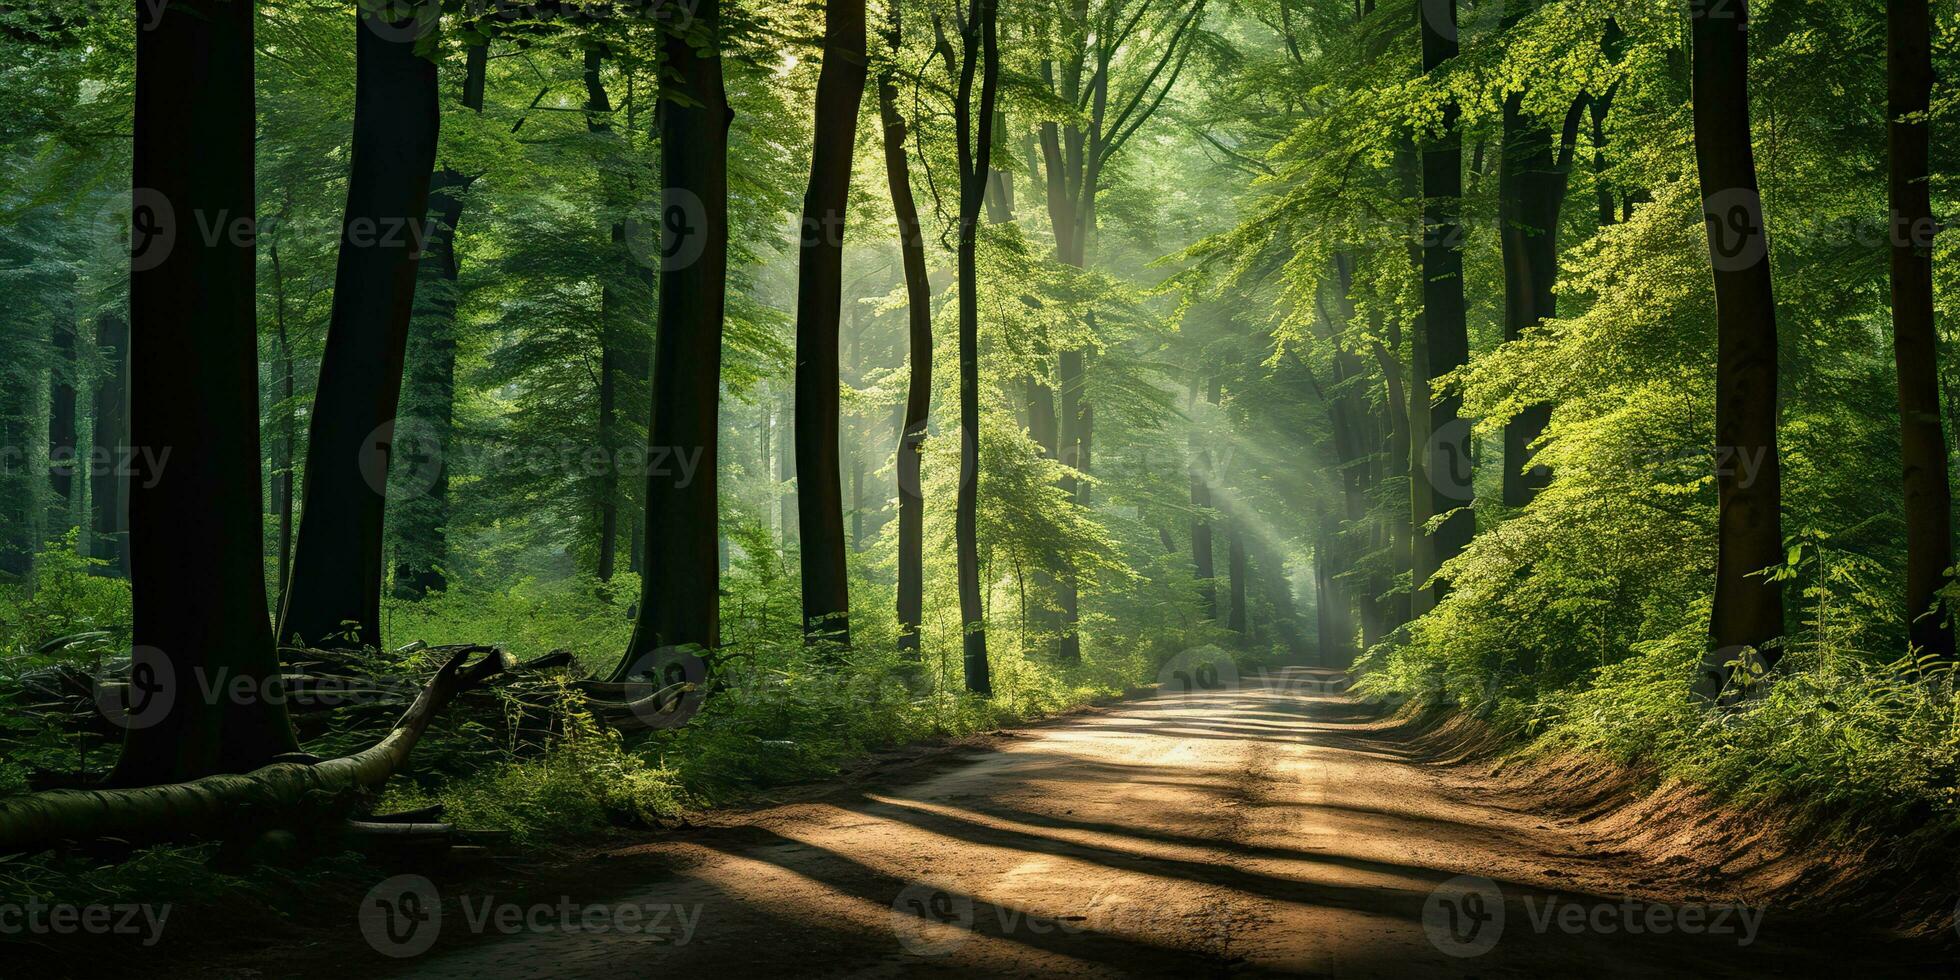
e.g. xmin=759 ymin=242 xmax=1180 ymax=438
xmin=330 ymin=666 xmax=1933 ymax=978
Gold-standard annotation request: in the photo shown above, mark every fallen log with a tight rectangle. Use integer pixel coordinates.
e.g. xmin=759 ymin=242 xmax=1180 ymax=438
xmin=0 ymin=647 xmax=513 ymax=856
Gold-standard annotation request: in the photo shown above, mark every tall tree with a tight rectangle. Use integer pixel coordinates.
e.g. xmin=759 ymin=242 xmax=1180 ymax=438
xmin=267 ymin=194 xmax=299 ymax=603
xmin=880 ymin=2 xmax=932 ymax=658
xmin=1397 ymin=138 xmax=1436 ymax=618
xmin=1690 ymin=0 xmax=1786 ymax=701
xmin=1190 ymin=445 xmax=1217 ymax=618
xmin=88 ymin=311 xmax=128 ymax=575
xmin=1419 ymin=0 xmax=1473 ymax=598
xmin=1497 ymin=6 xmax=1587 ymax=509
xmin=1033 ymin=0 xmax=1210 ymax=661
xmin=622 ymin=1 xmax=731 ymax=667
xmin=793 ymin=0 xmax=868 ymax=647
xmin=48 ymin=318 xmax=77 ymax=529
xmin=1888 ymin=0 xmax=1954 ymax=660
xmin=113 ymin=0 xmax=299 ymax=785
xmin=943 ymin=0 xmax=1003 ymax=694
xmin=279 ymin=8 xmax=440 ymax=649
xmin=1227 ymin=525 xmax=1248 ymax=640
xmin=394 ymin=39 xmax=488 ymax=601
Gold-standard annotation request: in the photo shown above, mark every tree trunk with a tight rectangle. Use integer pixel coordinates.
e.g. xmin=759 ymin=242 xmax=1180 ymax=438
xmin=1592 ymin=19 xmax=1627 ymax=228
xmin=623 ymin=0 xmax=731 ymax=668
xmin=268 ymin=226 xmax=297 ymax=603
xmin=1498 ymin=76 xmax=1584 ymax=509
xmin=880 ymin=8 xmax=931 ymax=659
xmin=1396 ymin=138 xmax=1436 ymax=617
xmin=778 ymin=386 xmax=797 ymax=542
xmin=394 ymin=42 xmax=486 ymax=602
xmin=280 ymin=12 xmax=439 ymax=649
xmin=0 ymin=347 xmax=31 ymax=577
xmin=1889 ymin=0 xmax=1954 ymax=660
xmin=580 ymin=45 xmax=653 ymax=589
xmin=114 ymin=0 xmax=300 ymax=785
xmin=1191 ymin=440 xmax=1217 ymax=618
xmin=587 ymin=48 xmax=621 ymax=586
xmin=793 ymin=0 xmax=867 ymax=648
xmin=1227 ymin=526 xmax=1249 ymax=641
xmin=1365 ymin=322 xmax=1413 ymax=631
xmin=1420 ymin=0 xmax=1473 ymax=603
xmin=948 ymin=0 xmax=1001 ymax=694
xmin=49 ymin=317 xmax=77 ymax=530
xmin=88 ymin=311 xmax=129 ymax=576
xmin=1690 ymin=0 xmax=1787 ymax=700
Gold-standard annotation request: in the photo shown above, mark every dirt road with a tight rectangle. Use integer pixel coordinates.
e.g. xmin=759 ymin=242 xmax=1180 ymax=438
xmin=319 ymin=667 xmax=1937 ymax=978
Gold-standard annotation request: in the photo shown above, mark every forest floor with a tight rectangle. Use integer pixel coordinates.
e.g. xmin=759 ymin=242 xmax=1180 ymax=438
xmin=153 ymin=667 xmax=1954 ymax=977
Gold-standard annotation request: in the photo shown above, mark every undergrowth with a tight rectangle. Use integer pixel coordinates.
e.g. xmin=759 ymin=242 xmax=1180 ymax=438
xmin=0 ymin=538 xmax=1254 ymax=911
xmin=1354 ymin=521 xmax=1960 ymax=844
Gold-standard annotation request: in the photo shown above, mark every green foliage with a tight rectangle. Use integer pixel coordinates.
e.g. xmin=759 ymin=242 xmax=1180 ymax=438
xmin=0 ymin=532 xmax=131 ymax=656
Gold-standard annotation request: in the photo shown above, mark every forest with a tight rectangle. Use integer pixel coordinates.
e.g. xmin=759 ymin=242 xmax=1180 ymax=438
xmin=1 ymin=0 xmax=1958 ymax=974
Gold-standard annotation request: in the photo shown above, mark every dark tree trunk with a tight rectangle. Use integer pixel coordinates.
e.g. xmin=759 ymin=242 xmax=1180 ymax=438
xmin=1369 ymin=329 xmax=1413 ymax=629
xmin=49 ymin=318 xmax=77 ymax=528
xmin=597 ymin=331 xmax=618 ymax=581
xmin=394 ymin=42 xmax=486 ymax=602
xmin=1498 ymin=78 xmax=1584 ymax=508
xmin=946 ymin=0 xmax=1001 ymax=694
xmin=1888 ymin=0 xmax=1953 ymax=659
xmin=586 ymin=47 xmax=622 ymax=586
xmin=1227 ymin=527 xmax=1248 ymax=641
xmin=1314 ymin=528 xmax=1353 ymax=667
xmin=880 ymin=7 xmax=931 ymax=659
xmin=1398 ymin=139 xmax=1436 ymax=618
xmin=1191 ymin=445 xmax=1216 ymax=617
xmin=759 ymin=398 xmax=774 ymax=536
xmin=793 ymin=0 xmax=868 ymax=648
xmin=114 ymin=0 xmax=299 ymax=785
xmin=622 ymin=0 xmax=731 ymax=667
xmin=1591 ymin=19 xmax=1627 ymax=228
xmin=88 ymin=311 xmax=129 ymax=576
xmin=850 ymin=453 xmax=864 ymax=551
xmin=1690 ymin=0 xmax=1787 ymax=701
xmin=1056 ymin=344 xmax=1085 ymax=663
xmin=268 ymin=226 xmax=297 ymax=603
xmin=1420 ymin=0 xmax=1473 ymax=600
xmin=778 ymin=386 xmax=797 ymax=542
xmin=280 ymin=13 xmax=439 ymax=649
xmin=0 ymin=354 xmax=31 ymax=577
